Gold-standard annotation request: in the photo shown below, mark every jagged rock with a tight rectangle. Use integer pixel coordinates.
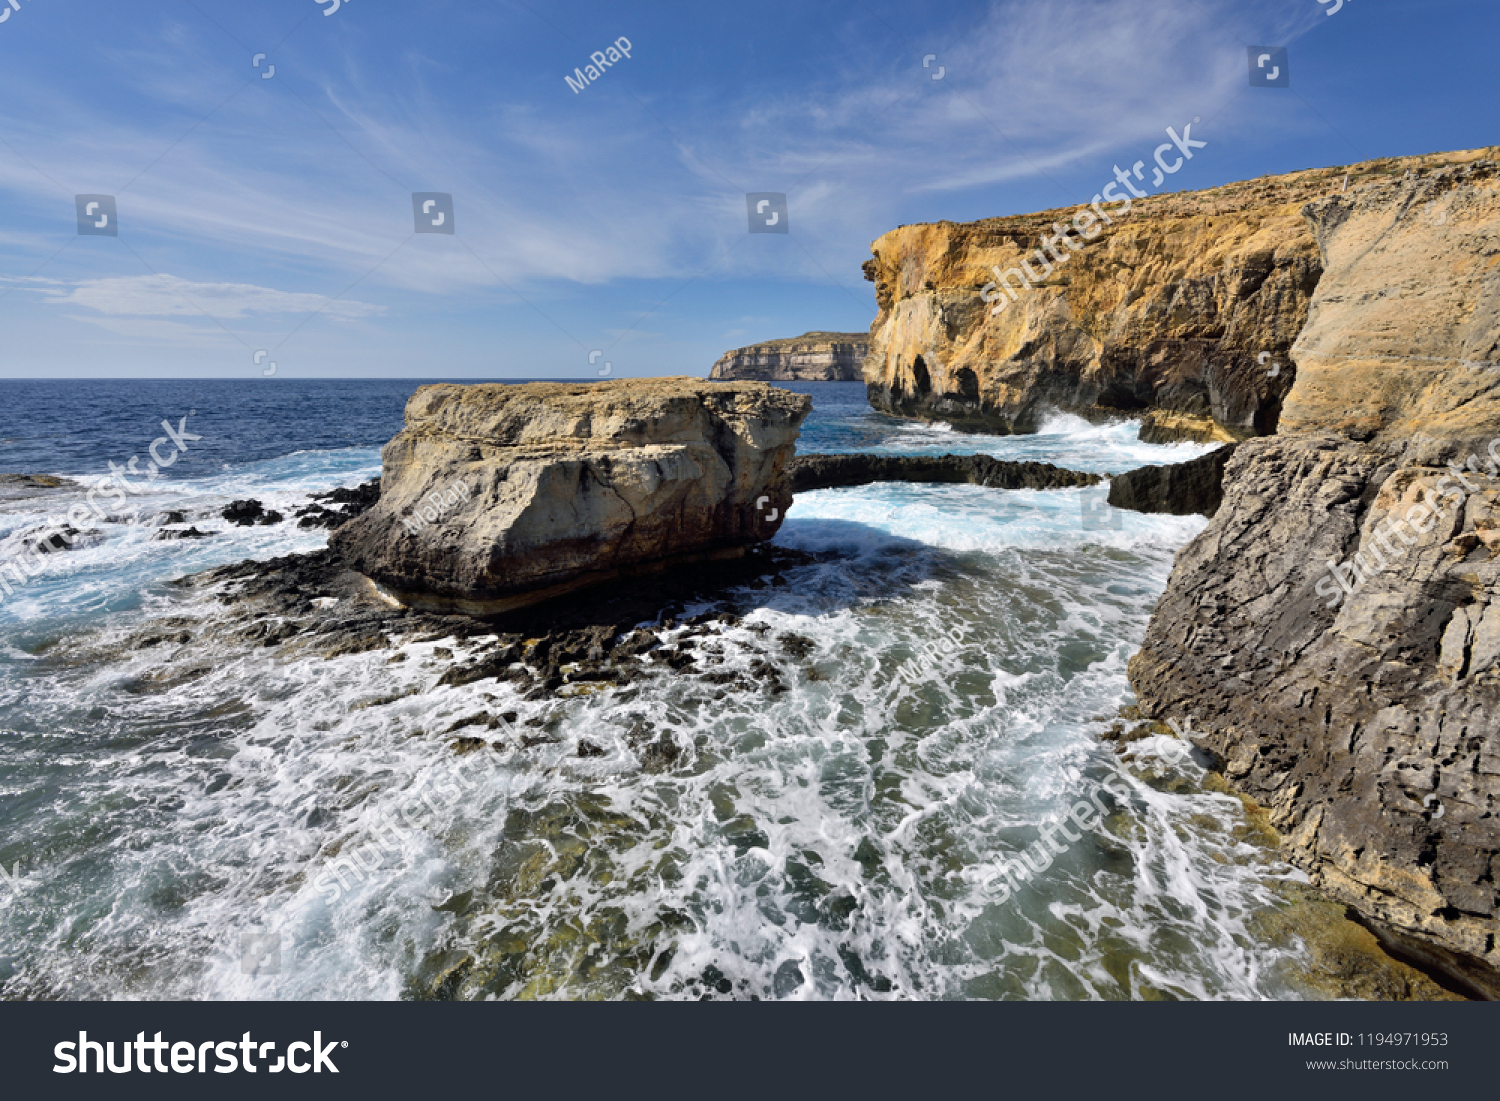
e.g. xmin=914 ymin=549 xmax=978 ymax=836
xmin=1129 ymin=155 xmax=1500 ymax=998
xmin=1107 ymin=445 xmax=1237 ymax=517
xmin=222 ymin=500 xmax=284 ymax=527
xmin=863 ymin=147 xmax=1496 ymax=441
xmin=789 ymin=452 xmax=1099 ymax=494
xmin=295 ymin=480 xmax=381 ymax=530
xmin=25 ymin=526 xmax=97 ymax=553
xmin=330 ymin=380 xmax=810 ymax=614
xmin=152 ymin=526 xmax=217 ymax=541
xmin=709 ymin=332 xmax=869 ymax=381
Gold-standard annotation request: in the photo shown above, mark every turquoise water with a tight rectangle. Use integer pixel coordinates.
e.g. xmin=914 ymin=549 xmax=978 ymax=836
xmin=0 ymin=381 xmax=1312 ymax=999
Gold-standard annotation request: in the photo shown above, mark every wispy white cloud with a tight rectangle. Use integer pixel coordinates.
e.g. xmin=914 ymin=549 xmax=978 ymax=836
xmin=26 ymin=274 xmax=382 ymax=319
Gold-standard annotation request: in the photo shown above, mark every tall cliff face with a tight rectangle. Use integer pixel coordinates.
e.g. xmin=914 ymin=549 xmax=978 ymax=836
xmin=709 ymin=332 xmax=869 ymax=382
xmin=1129 ymin=155 xmax=1500 ymax=997
xmin=863 ymin=149 xmax=1492 ymax=442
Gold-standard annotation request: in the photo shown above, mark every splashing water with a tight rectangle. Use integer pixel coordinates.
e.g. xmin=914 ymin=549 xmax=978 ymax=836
xmin=0 ymin=382 xmax=1312 ymax=1000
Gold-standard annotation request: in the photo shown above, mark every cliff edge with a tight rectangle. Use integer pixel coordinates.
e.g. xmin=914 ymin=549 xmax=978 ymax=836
xmin=863 ymin=147 xmax=1493 ymax=443
xmin=1129 ymin=154 xmax=1500 ymax=997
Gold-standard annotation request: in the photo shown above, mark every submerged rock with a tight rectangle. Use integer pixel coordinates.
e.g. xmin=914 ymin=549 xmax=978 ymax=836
xmin=789 ymin=452 xmax=1100 ymax=493
xmin=1130 ymin=154 xmax=1500 ymax=998
xmin=1107 ymin=444 xmax=1237 ymax=517
xmin=330 ymin=379 xmax=811 ymax=614
xmin=0 ymin=474 xmax=77 ymax=490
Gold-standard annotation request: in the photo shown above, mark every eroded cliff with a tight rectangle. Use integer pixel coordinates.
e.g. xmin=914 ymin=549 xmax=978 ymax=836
xmin=864 ymin=148 xmax=1494 ymax=442
xmin=1129 ymin=154 xmax=1500 ymax=997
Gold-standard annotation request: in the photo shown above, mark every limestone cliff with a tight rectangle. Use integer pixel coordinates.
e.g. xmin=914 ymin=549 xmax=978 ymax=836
xmin=709 ymin=332 xmax=868 ymax=382
xmin=1129 ymin=154 xmax=1500 ymax=997
xmin=863 ymin=148 xmax=1494 ymax=442
xmin=330 ymin=380 xmax=810 ymax=614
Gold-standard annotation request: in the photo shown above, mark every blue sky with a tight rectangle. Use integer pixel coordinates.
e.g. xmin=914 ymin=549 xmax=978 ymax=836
xmin=0 ymin=0 xmax=1494 ymax=379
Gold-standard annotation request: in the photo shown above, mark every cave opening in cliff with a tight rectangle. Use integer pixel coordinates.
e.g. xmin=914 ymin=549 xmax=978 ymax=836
xmin=910 ymin=356 xmax=932 ymax=396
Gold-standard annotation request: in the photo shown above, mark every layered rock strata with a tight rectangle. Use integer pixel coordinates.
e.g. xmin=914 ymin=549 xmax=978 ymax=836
xmin=863 ymin=148 xmax=1495 ymax=442
xmin=1129 ymin=155 xmax=1500 ymax=997
xmin=329 ymin=380 xmax=811 ymax=614
xmin=709 ymin=332 xmax=869 ymax=381
xmin=789 ymin=453 xmax=1100 ymax=494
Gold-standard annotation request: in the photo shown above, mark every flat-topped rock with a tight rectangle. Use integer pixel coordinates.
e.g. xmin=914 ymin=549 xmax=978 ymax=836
xmin=329 ymin=379 xmax=811 ymax=614
xmin=709 ymin=332 xmax=869 ymax=381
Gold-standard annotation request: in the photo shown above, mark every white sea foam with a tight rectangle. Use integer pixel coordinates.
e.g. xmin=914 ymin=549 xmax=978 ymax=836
xmin=0 ymin=421 xmax=1310 ymax=1002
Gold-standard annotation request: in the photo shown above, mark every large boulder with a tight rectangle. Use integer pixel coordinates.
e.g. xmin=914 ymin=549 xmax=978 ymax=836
xmin=330 ymin=379 xmax=811 ymax=613
xmin=1129 ymin=155 xmax=1500 ymax=997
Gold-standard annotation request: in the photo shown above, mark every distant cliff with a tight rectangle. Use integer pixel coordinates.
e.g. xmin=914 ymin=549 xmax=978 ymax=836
xmin=709 ymin=332 xmax=869 ymax=382
xmin=862 ymin=148 xmax=1493 ymax=442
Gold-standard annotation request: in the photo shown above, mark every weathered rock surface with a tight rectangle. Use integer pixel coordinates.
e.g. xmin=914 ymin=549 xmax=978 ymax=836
xmin=863 ymin=148 xmax=1495 ymax=442
xmin=789 ymin=452 xmax=1100 ymax=494
xmin=1107 ymin=444 xmax=1236 ymax=517
xmin=709 ymin=332 xmax=869 ymax=382
xmin=330 ymin=380 xmax=811 ymax=613
xmin=1130 ymin=155 xmax=1500 ymax=997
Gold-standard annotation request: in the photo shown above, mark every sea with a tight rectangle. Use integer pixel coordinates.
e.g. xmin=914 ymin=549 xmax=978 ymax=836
xmin=0 ymin=379 xmax=1317 ymax=1000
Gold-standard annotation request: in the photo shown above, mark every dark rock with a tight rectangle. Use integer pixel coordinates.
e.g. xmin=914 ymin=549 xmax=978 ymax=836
xmin=28 ymin=526 xmax=90 ymax=553
xmin=577 ymin=740 xmax=606 ymax=758
xmin=640 ymin=734 xmax=681 ymax=772
xmin=778 ymin=632 xmax=816 ymax=659
xmin=437 ymin=643 xmax=524 ymax=688
xmin=296 ymin=480 xmax=381 ymax=530
xmin=1107 ymin=444 xmax=1237 ymax=517
xmin=153 ymin=527 xmax=217 ymax=541
xmin=222 ymin=500 xmax=282 ymax=526
xmin=788 ymin=453 xmax=1100 ymax=494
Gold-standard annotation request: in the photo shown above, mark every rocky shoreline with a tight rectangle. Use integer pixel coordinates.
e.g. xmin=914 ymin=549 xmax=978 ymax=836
xmin=1128 ymin=155 xmax=1500 ymax=998
xmin=28 ymin=149 xmax=1496 ymax=1002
